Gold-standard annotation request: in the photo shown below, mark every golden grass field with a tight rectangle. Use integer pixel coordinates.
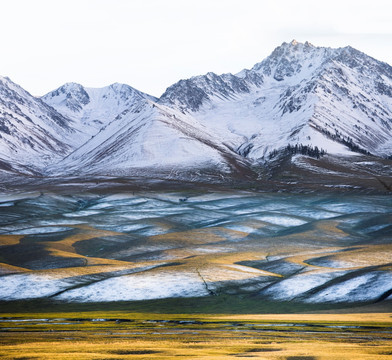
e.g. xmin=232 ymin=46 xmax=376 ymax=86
xmin=1 ymin=311 xmax=391 ymax=360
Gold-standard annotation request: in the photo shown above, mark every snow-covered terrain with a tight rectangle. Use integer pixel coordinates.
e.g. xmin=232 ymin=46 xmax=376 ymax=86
xmin=0 ymin=191 xmax=391 ymax=304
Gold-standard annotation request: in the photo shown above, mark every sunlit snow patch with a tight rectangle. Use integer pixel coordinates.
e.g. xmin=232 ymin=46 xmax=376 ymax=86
xmin=222 ymin=224 xmax=254 ymax=233
xmin=0 ymin=274 xmax=72 ymax=300
xmin=282 ymin=208 xmax=340 ymax=220
xmin=7 ymin=226 xmax=72 ymax=235
xmin=260 ymin=271 xmax=347 ymax=301
xmin=254 ymin=214 xmax=308 ymax=227
xmin=0 ymin=192 xmax=41 ymax=203
xmin=64 ymin=210 xmax=102 ymax=217
xmin=0 ymin=202 xmax=14 ymax=207
xmin=38 ymin=219 xmax=86 ymax=226
xmin=55 ymin=271 xmax=209 ymax=302
xmin=316 ymin=201 xmax=388 ymax=214
xmin=305 ymin=271 xmax=392 ymax=303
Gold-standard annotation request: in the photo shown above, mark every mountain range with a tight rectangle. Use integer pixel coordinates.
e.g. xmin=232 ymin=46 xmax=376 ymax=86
xmin=1 ymin=40 xmax=392 ymax=191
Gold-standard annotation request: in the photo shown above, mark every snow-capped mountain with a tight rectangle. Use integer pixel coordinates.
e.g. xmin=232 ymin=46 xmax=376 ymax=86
xmin=0 ymin=40 xmax=391 ymax=183
xmin=160 ymin=40 xmax=392 ymax=159
xmin=0 ymin=76 xmax=78 ymax=173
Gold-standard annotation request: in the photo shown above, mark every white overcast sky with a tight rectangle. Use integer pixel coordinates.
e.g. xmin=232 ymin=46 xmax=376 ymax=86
xmin=1 ymin=0 xmax=391 ymax=97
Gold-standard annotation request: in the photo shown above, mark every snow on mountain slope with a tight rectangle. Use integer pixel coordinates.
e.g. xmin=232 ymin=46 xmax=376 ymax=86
xmin=0 ymin=76 xmax=78 ymax=173
xmin=42 ymin=82 xmax=157 ymax=141
xmin=160 ymin=40 xmax=392 ymax=160
xmin=48 ymin=97 xmax=250 ymax=178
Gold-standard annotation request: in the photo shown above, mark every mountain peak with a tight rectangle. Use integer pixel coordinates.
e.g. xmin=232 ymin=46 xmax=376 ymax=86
xmin=249 ymin=40 xmax=335 ymax=81
xmin=43 ymin=82 xmax=90 ymax=112
xmin=109 ymin=82 xmax=127 ymax=89
xmin=106 ymin=82 xmax=145 ymax=98
xmin=0 ymin=75 xmax=11 ymax=83
xmin=275 ymin=39 xmax=319 ymax=54
xmin=56 ymin=82 xmax=85 ymax=93
xmin=287 ymin=39 xmax=314 ymax=48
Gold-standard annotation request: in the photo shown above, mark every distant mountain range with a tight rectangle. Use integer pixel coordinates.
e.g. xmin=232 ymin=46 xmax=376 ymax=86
xmin=0 ymin=40 xmax=391 ymax=190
